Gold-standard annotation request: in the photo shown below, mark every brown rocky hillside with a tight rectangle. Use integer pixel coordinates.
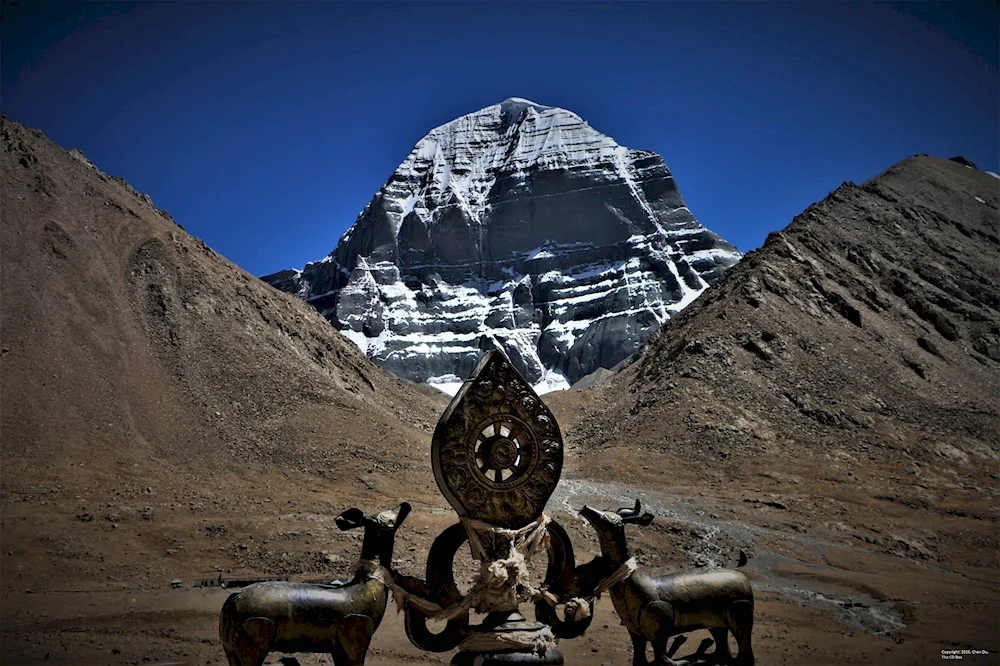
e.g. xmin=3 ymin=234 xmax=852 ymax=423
xmin=548 ymin=155 xmax=999 ymax=659
xmin=0 ymin=115 xmax=447 ymax=587
xmin=571 ymin=156 xmax=999 ymax=485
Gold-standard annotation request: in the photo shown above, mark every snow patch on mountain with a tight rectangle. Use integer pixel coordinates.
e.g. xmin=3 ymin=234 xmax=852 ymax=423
xmin=429 ymin=367 xmax=569 ymax=397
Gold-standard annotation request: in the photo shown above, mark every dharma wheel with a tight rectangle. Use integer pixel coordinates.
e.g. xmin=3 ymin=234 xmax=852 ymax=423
xmin=431 ymin=351 xmax=563 ymax=530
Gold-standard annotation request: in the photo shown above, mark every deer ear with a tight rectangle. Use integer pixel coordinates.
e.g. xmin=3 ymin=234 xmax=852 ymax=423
xmin=394 ymin=502 xmax=412 ymax=529
xmin=637 ymin=511 xmax=654 ymax=527
xmin=336 ymin=507 xmax=365 ymax=531
xmin=579 ymin=505 xmax=604 ymax=524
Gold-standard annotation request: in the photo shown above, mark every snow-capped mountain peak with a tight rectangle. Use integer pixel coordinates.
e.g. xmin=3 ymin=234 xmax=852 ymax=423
xmin=263 ymin=99 xmax=741 ymax=393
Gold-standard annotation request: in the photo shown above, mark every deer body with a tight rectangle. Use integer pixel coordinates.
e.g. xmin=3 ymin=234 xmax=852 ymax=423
xmin=220 ymin=503 xmax=409 ymax=666
xmin=581 ymin=503 xmax=755 ymax=666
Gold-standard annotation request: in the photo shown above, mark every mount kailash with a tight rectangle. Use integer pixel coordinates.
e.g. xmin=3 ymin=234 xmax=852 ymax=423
xmin=264 ymin=98 xmax=741 ymax=393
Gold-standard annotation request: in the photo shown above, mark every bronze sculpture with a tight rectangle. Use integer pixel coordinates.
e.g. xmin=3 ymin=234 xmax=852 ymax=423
xmin=219 ymin=503 xmax=410 ymax=666
xmin=218 ymin=350 xmax=756 ymax=665
xmin=400 ymin=351 xmax=570 ymax=663
xmin=579 ymin=500 xmax=755 ymax=665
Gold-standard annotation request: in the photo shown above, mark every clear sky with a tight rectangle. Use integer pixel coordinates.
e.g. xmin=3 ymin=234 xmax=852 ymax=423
xmin=3 ymin=1 xmax=997 ymax=277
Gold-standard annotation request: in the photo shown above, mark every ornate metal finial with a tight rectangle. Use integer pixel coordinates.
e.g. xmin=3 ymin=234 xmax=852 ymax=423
xmin=432 ymin=350 xmax=563 ymax=529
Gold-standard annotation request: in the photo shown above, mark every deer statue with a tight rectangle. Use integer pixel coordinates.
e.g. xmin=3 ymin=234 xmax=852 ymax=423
xmin=219 ymin=502 xmax=411 ymax=666
xmin=579 ymin=500 xmax=755 ymax=666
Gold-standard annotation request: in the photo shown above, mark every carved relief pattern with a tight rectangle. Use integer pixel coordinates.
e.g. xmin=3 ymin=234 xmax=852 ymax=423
xmin=432 ymin=352 xmax=563 ymax=528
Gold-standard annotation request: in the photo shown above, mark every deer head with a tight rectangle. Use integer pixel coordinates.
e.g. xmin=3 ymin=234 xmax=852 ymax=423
xmin=336 ymin=502 xmax=411 ymax=568
xmin=579 ymin=499 xmax=654 ymax=566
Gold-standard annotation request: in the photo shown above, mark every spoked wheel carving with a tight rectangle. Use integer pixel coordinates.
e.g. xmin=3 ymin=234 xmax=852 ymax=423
xmin=432 ymin=351 xmax=563 ymax=529
xmin=473 ymin=416 xmax=535 ymax=485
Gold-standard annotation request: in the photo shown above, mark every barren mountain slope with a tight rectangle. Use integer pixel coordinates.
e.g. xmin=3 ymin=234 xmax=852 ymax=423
xmin=546 ymin=155 xmax=999 ymax=658
xmin=0 ymin=116 xmax=445 ymax=588
xmin=572 ymin=156 xmax=999 ymax=479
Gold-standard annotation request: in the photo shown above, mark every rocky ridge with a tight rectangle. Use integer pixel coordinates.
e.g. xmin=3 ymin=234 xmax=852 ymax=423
xmin=569 ymin=155 xmax=1000 ymax=487
xmin=264 ymin=98 xmax=740 ymax=392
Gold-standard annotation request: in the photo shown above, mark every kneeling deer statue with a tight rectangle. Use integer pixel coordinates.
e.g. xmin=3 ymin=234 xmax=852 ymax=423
xmin=219 ymin=502 xmax=411 ymax=666
xmin=580 ymin=500 xmax=754 ymax=666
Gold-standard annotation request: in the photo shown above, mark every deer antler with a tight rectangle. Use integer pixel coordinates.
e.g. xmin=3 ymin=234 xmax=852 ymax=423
xmin=616 ymin=499 xmax=641 ymax=519
xmin=617 ymin=499 xmax=654 ymax=526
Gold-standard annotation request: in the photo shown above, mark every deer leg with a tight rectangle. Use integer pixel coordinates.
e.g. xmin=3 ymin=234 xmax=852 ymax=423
xmin=639 ymin=601 xmax=683 ymax=665
xmin=222 ymin=644 xmax=243 ymax=666
xmin=629 ymin=630 xmax=650 ymax=666
xmin=665 ymin=635 xmax=688 ymax=658
xmin=652 ymin=637 xmax=677 ymax=666
xmin=333 ymin=614 xmax=374 ymax=666
xmin=659 ymin=635 xmax=714 ymax=666
xmin=710 ymin=627 xmax=732 ymax=663
xmin=226 ymin=617 xmax=274 ymax=666
xmin=689 ymin=637 xmax=715 ymax=661
xmin=725 ymin=601 xmax=755 ymax=666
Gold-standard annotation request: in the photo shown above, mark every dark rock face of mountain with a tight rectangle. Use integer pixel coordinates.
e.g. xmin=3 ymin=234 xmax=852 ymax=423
xmin=263 ymin=99 xmax=740 ymax=391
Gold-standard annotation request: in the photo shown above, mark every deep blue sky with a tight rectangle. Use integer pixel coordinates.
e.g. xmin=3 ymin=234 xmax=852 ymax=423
xmin=3 ymin=1 xmax=997 ymax=276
